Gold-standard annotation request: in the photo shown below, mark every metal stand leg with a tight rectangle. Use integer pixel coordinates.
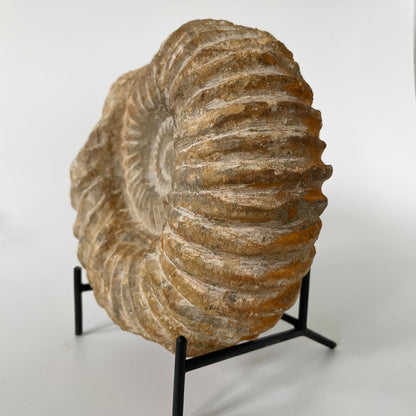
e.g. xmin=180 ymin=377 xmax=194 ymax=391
xmin=74 ymin=266 xmax=83 ymax=335
xmin=298 ymin=271 xmax=336 ymax=349
xmin=297 ymin=270 xmax=310 ymax=331
xmin=73 ymin=266 xmax=92 ymax=336
xmin=172 ymin=336 xmax=187 ymax=416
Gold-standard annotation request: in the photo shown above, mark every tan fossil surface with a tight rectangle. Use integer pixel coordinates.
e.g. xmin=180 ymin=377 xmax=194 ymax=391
xmin=70 ymin=19 xmax=332 ymax=357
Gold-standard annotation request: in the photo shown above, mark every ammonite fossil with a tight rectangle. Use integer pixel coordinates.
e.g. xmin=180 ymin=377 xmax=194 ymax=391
xmin=70 ymin=19 xmax=332 ymax=356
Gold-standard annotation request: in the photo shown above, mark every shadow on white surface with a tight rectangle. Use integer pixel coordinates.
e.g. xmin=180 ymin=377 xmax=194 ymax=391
xmin=190 ymin=348 xmax=337 ymax=416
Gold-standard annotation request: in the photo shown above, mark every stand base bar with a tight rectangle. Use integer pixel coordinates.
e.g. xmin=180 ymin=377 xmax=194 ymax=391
xmin=281 ymin=312 xmax=298 ymax=327
xmin=186 ymin=329 xmax=301 ymax=372
xmin=305 ymin=328 xmax=337 ymax=349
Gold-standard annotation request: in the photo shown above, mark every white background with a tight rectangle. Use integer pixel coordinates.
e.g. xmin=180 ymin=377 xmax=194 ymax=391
xmin=1 ymin=0 xmax=415 ymax=415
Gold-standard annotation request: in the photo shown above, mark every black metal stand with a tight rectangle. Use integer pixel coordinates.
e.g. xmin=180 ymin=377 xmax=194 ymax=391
xmin=73 ymin=266 xmax=92 ymax=336
xmin=73 ymin=267 xmax=336 ymax=416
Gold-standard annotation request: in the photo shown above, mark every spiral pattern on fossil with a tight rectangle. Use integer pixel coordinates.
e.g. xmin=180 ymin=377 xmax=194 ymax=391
xmin=70 ymin=19 xmax=332 ymax=356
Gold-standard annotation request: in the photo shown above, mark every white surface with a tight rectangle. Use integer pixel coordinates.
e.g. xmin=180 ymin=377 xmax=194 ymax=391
xmin=1 ymin=1 xmax=415 ymax=415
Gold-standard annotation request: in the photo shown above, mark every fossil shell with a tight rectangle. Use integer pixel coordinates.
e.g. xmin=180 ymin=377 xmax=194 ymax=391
xmin=70 ymin=19 xmax=332 ymax=356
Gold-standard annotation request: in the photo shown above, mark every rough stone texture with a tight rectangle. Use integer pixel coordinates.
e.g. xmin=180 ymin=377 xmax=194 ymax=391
xmin=70 ymin=19 xmax=332 ymax=357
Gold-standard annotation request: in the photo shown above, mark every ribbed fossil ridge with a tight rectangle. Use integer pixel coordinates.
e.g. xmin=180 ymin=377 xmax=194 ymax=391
xmin=70 ymin=19 xmax=332 ymax=356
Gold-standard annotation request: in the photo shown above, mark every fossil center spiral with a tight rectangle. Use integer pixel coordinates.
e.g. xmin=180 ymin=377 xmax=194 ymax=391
xmin=148 ymin=116 xmax=175 ymax=200
xmin=121 ymin=102 xmax=176 ymax=237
